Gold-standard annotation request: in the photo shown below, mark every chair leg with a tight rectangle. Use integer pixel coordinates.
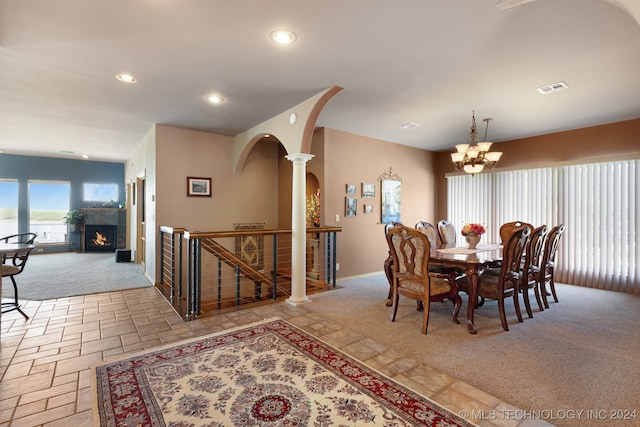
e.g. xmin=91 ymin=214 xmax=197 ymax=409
xmin=549 ymin=272 xmax=559 ymax=303
xmin=513 ymin=292 xmax=523 ymax=323
xmin=2 ymin=276 xmax=29 ymax=320
xmin=522 ymin=287 xmax=533 ymax=318
xmin=540 ymin=276 xmax=550 ymax=309
xmin=498 ymin=298 xmax=509 ymax=331
xmin=533 ymin=284 xmax=544 ymax=312
xmin=390 ymin=287 xmax=400 ymax=322
xmin=421 ymin=298 xmax=430 ymax=334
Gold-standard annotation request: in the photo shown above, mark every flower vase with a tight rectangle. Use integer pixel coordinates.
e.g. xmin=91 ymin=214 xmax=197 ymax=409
xmin=465 ymin=233 xmax=481 ymax=249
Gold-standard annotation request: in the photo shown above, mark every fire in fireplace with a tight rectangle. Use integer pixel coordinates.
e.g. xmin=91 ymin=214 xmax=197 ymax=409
xmin=85 ymin=224 xmax=117 ymax=252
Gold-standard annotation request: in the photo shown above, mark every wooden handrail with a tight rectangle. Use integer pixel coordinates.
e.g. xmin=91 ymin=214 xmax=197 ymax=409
xmin=199 ymin=238 xmax=272 ymax=285
xmin=183 ymin=226 xmax=341 ymax=240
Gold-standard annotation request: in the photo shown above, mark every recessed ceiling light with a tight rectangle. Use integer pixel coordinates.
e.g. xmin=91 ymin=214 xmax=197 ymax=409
xmin=116 ymin=73 xmax=136 ymax=83
xmin=270 ymin=30 xmax=297 ymax=45
xmin=82 ymin=154 xmax=89 ymax=159
xmin=208 ymin=95 xmax=225 ymax=104
xmin=398 ymin=122 xmax=419 ymax=129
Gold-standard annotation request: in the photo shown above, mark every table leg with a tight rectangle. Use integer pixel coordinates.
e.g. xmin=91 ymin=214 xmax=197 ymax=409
xmin=465 ymin=266 xmax=480 ymax=334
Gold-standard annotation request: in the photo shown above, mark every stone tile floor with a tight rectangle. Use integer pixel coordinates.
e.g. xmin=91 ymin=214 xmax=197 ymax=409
xmin=0 ymin=287 xmax=553 ymax=427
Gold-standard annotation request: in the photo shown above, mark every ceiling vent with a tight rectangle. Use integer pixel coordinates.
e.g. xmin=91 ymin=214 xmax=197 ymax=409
xmin=536 ymin=81 xmax=569 ymax=95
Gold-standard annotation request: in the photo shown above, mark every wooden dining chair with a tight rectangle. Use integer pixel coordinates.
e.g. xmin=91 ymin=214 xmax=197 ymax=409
xmin=538 ymin=224 xmax=565 ymax=308
xmin=384 ymin=222 xmax=404 ymax=305
xmin=520 ymin=225 xmax=547 ymax=318
xmin=457 ymin=225 xmax=529 ymax=331
xmin=386 ymin=225 xmax=461 ymax=334
xmin=437 ymin=220 xmax=457 ymax=248
xmin=484 ymin=221 xmax=533 ymax=275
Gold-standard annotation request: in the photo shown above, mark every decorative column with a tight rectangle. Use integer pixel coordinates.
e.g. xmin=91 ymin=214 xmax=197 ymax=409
xmin=285 ymin=153 xmax=314 ymax=306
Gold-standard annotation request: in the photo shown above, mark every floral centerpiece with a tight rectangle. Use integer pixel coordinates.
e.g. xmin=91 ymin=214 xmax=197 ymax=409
xmin=461 ymin=223 xmax=486 ymax=236
xmin=306 ymin=189 xmax=320 ymax=228
xmin=461 ymin=223 xmax=485 ymax=249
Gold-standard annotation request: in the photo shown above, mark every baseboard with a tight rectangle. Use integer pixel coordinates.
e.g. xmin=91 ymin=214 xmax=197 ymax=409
xmin=336 ymin=270 xmax=385 ymax=282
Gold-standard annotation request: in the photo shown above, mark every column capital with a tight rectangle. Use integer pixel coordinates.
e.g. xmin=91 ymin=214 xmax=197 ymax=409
xmin=285 ymin=153 xmax=314 ymax=163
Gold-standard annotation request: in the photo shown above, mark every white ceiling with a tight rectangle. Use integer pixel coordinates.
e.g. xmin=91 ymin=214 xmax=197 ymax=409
xmin=1 ymin=0 xmax=640 ymax=163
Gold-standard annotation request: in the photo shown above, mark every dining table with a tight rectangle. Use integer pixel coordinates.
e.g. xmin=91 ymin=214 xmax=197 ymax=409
xmin=430 ymin=243 xmax=503 ymax=334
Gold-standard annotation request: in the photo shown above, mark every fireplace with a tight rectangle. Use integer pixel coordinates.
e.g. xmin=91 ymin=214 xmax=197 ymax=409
xmin=84 ymin=224 xmax=117 ymax=252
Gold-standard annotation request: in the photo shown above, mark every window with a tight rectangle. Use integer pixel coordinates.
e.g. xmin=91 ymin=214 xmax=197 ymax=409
xmin=0 ymin=179 xmax=19 ymax=237
xmin=84 ymin=183 xmax=118 ymax=202
xmin=447 ymin=159 xmax=638 ymax=294
xmin=29 ymin=181 xmax=70 ymax=243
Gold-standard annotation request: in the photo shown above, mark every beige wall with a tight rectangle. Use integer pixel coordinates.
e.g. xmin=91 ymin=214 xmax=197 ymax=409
xmin=155 ymin=126 xmax=278 ymax=229
xmin=317 ymin=127 xmax=437 ymax=278
xmin=152 ymin=125 xmax=280 ymax=282
xmin=434 ymin=118 xmax=640 ymax=220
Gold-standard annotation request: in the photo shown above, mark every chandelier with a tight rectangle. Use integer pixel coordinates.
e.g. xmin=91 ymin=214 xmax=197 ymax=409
xmin=450 ymin=111 xmax=502 ymax=174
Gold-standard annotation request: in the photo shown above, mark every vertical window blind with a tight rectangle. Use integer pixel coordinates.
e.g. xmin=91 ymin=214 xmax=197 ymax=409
xmin=447 ymin=159 xmax=638 ymax=294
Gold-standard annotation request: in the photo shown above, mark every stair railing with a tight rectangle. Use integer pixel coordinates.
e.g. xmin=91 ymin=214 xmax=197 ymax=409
xmin=158 ymin=226 xmax=340 ymax=320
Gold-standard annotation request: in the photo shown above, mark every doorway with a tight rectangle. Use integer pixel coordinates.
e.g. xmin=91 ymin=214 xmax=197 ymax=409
xmin=135 ymin=175 xmax=146 ymax=268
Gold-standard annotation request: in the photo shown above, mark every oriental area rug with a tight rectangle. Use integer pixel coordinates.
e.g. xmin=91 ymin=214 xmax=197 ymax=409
xmin=92 ymin=318 xmax=472 ymax=427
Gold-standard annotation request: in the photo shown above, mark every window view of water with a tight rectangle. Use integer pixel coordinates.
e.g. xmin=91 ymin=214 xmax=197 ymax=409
xmin=29 ymin=222 xmax=67 ymax=243
xmin=0 ymin=221 xmax=67 ymax=242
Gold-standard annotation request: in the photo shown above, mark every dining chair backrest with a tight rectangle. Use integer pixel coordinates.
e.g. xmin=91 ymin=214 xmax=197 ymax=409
xmin=0 ymin=232 xmax=37 ymax=245
xmin=384 ymin=222 xmax=403 ymax=236
xmin=387 ymin=225 xmax=432 ymax=281
xmin=1 ymin=232 xmax=37 ymax=264
xmin=437 ymin=220 xmax=457 ymax=248
xmin=524 ymin=225 xmax=547 ymax=275
xmin=499 ymin=225 xmax=530 ymax=283
xmin=540 ymin=224 xmax=565 ymax=270
xmin=415 ymin=221 xmax=439 ymax=248
xmin=499 ymin=221 xmax=533 ymax=244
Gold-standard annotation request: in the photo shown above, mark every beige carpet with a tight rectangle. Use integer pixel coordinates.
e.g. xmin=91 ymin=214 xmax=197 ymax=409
xmin=2 ymin=252 xmax=151 ymax=300
xmin=306 ymin=273 xmax=640 ymax=427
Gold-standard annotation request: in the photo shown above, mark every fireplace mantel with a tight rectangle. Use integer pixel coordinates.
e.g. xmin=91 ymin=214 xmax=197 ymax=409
xmin=82 ymin=208 xmax=126 ymax=252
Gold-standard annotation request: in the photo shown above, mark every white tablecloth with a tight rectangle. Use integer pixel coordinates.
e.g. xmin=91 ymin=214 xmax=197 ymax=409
xmin=436 ymin=243 xmax=502 ymax=254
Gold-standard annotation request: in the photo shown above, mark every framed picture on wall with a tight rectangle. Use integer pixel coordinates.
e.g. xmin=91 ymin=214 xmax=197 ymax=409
xmin=187 ymin=177 xmax=212 ymax=197
xmin=345 ymin=197 xmax=357 ymax=217
xmin=362 ymin=182 xmax=375 ymax=198
xmin=364 ymin=204 xmax=374 ymax=214
xmin=346 ymin=184 xmax=356 ymax=194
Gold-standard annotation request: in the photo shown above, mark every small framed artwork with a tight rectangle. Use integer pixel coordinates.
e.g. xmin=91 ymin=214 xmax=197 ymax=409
xmin=362 ymin=182 xmax=375 ymax=198
xmin=346 ymin=184 xmax=356 ymax=194
xmin=345 ymin=197 xmax=357 ymax=217
xmin=364 ymin=204 xmax=374 ymax=214
xmin=187 ymin=176 xmax=212 ymax=197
